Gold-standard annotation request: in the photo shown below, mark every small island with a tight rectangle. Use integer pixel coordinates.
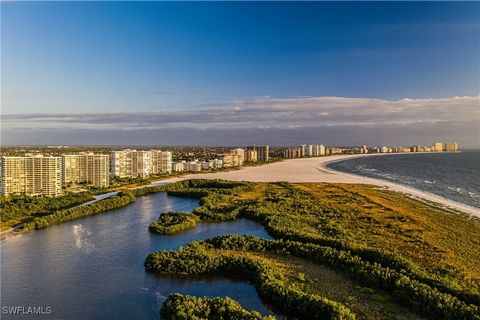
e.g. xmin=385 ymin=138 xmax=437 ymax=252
xmin=161 ymin=294 xmax=276 ymax=320
xmin=148 ymin=211 xmax=199 ymax=235
xmin=145 ymin=179 xmax=480 ymax=320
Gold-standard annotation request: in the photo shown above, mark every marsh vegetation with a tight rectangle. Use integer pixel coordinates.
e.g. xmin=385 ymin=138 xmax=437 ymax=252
xmin=146 ymin=180 xmax=480 ymax=320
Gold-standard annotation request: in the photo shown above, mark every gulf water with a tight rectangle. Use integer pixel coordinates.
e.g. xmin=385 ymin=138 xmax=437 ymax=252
xmin=327 ymin=150 xmax=480 ymax=209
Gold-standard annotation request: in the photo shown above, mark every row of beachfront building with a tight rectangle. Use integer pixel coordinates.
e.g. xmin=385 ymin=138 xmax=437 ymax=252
xmin=0 ymin=146 xmax=269 ymax=197
xmin=1 ymin=141 xmax=458 ymax=197
xmin=283 ymin=142 xmax=458 ymax=159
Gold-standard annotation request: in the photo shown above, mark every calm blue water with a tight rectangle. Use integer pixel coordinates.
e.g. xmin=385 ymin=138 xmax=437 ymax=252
xmin=1 ymin=192 xmax=273 ymax=319
xmin=327 ymin=150 xmax=480 ymax=209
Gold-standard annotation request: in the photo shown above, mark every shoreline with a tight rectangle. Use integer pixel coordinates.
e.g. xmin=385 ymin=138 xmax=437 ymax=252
xmin=157 ymin=152 xmax=480 ymax=217
xmin=320 ymin=154 xmax=480 ymax=218
xmin=3 ymin=152 xmax=476 ymax=239
xmin=0 ymin=191 xmax=122 ymax=238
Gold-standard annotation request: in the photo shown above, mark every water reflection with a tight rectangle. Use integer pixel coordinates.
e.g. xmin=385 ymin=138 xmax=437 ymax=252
xmin=72 ymin=224 xmax=94 ymax=253
xmin=1 ymin=192 xmax=273 ymax=320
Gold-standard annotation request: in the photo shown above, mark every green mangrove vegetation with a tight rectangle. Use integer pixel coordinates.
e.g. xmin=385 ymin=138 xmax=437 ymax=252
xmin=149 ymin=211 xmax=199 ymax=234
xmin=5 ymin=177 xmax=479 ymax=319
xmin=146 ymin=235 xmax=479 ymax=320
xmin=146 ymin=238 xmax=356 ymax=320
xmin=7 ymin=183 xmax=172 ymax=232
xmin=0 ymin=192 xmax=96 ymax=231
xmin=161 ymin=294 xmax=276 ymax=320
xmin=144 ymin=179 xmax=480 ymax=320
xmin=22 ymin=191 xmax=136 ymax=230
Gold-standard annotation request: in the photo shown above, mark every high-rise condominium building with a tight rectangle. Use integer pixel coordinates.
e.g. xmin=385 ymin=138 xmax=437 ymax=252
xmin=305 ymin=145 xmax=314 ymax=157
xmin=284 ymin=144 xmax=326 ymax=158
xmin=433 ymin=142 xmax=444 ymax=152
xmin=150 ymin=150 xmax=173 ymax=174
xmin=111 ymin=150 xmax=172 ymax=178
xmin=245 ymin=150 xmax=258 ymax=162
xmin=230 ymin=148 xmax=245 ymax=165
xmin=300 ymin=144 xmax=306 ymax=157
xmin=111 ymin=150 xmax=146 ymax=178
xmin=311 ymin=144 xmax=326 ymax=156
xmin=247 ymin=145 xmax=269 ymax=162
xmin=62 ymin=154 xmax=110 ymax=188
xmin=1 ymin=155 xmax=62 ymax=197
xmin=131 ymin=151 xmax=151 ymax=178
xmin=283 ymin=149 xmax=293 ymax=158
xmin=319 ymin=144 xmax=326 ymax=156
xmin=444 ymin=142 xmax=459 ymax=152
xmin=111 ymin=150 xmax=149 ymax=178
xmin=283 ymin=148 xmax=303 ymax=158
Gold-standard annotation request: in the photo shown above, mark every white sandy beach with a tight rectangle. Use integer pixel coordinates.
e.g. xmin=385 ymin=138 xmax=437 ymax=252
xmin=161 ymin=154 xmax=480 ymax=217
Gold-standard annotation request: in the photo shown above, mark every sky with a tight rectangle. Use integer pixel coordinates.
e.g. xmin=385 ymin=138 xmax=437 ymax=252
xmin=1 ymin=1 xmax=479 ymax=147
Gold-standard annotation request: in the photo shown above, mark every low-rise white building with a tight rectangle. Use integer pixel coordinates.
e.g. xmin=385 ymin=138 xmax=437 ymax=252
xmin=219 ymin=154 xmax=242 ymax=167
xmin=186 ymin=162 xmax=202 ymax=172
xmin=172 ymin=161 xmax=186 ymax=172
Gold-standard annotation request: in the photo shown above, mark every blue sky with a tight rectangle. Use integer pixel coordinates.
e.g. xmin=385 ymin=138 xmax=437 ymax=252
xmin=2 ymin=2 xmax=479 ymax=146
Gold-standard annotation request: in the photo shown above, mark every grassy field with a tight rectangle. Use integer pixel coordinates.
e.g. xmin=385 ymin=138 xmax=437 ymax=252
xmin=147 ymin=180 xmax=480 ymax=320
xmin=257 ymin=251 xmax=426 ymax=320
xmin=205 ymin=247 xmax=428 ymax=320
xmin=295 ymin=183 xmax=480 ymax=283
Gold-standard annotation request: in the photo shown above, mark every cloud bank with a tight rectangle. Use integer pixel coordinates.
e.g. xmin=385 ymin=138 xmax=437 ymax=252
xmin=3 ymin=95 xmax=479 ymax=147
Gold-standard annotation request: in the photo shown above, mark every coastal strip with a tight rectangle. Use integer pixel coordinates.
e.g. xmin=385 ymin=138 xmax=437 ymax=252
xmin=157 ymin=153 xmax=480 ymax=217
xmin=3 ymin=153 xmax=476 ymax=240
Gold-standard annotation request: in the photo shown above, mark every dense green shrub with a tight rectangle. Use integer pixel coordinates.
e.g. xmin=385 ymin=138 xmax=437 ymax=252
xmin=13 ymin=179 xmax=241 ymax=231
xmin=199 ymin=235 xmax=480 ymax=320
xmin=130 ymin=185 xmax=167 ymax=197
xmin=145 ymin=245 xmax=355 ymax=320
xmin=150 ymin=180 xmax=480 ymax=308
xmin=14 ymin=179 xmax=249 ymax=232
xmin=22 ymin=191 xmax=136 ymax=230
xmin=145 ymin=180 xmax=254 ymax=235
xmin=237 ymin=186 xmax=480 ymax=307
xmin=0 ymin=192 xmax=95 ymax=223
xmin=165 ymin=179 xmax=252 ymax=190
xmin=167 ymin=188 xmax=210 ymax=199
xmin=161 ymin=294 xmax=277 ymax=320
xmin=149 ymin=212 xmax=199 ymax=234
xmin=142 ymin=180 xmax=480 ymax=319
xmin=165 ymin=181 xmax=253 ymax=222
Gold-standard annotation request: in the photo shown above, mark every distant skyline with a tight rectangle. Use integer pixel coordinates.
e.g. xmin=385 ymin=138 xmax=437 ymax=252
xmin=2 ymin=2 xmax=479 ymax=147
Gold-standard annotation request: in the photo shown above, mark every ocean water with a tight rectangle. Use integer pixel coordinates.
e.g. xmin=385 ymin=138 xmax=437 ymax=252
xmin=327 ymin=150 xmax=480 ymax=209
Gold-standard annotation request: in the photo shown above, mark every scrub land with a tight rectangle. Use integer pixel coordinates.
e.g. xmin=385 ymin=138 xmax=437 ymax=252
xmin=145 ymin=180 xmax=480 ymax=320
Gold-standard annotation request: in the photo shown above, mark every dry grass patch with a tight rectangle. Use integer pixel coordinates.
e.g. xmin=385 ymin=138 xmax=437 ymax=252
xmin=296 ymin=183 xmax=480 ymax=283
xmin=210 ymin=248 xmax=426 ymax=320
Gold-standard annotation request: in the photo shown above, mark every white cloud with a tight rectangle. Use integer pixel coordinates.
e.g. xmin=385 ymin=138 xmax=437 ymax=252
xmin=2 ymin=95 xmax=479 ymax=146
xmin=3 ymin=95 xmax=479 ymax=130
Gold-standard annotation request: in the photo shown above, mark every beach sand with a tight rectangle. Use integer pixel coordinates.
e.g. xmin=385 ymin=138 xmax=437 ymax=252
xmin=160 ymin=154 xmax=480 ymax=217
